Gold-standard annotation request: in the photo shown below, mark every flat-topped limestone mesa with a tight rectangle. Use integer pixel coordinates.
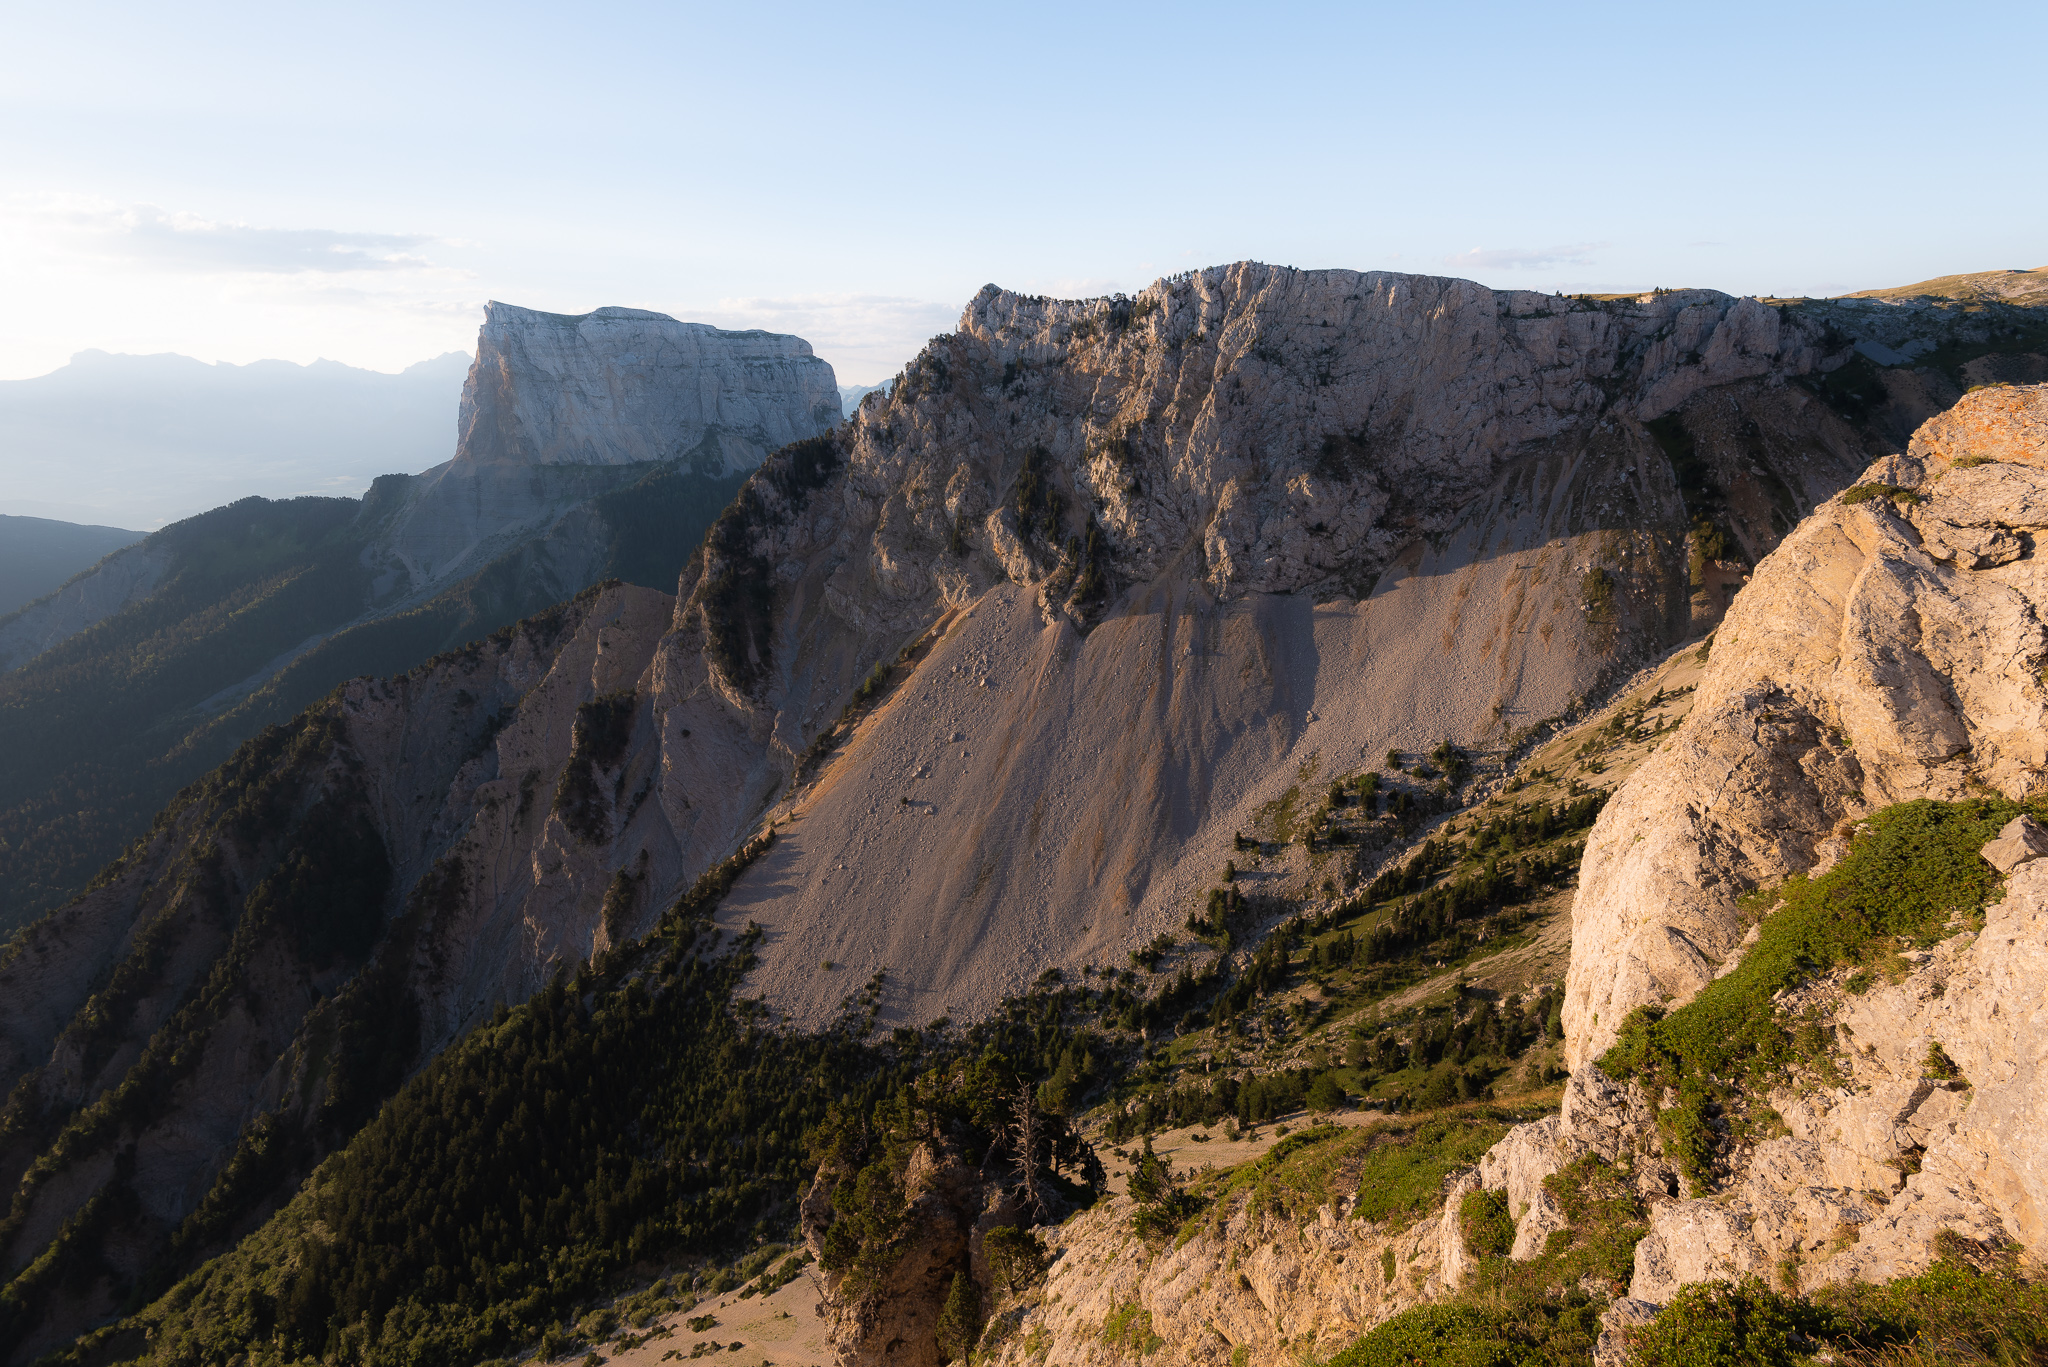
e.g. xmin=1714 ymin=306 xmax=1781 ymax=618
xmin=450 ymin=302 xmax=844 ymax=473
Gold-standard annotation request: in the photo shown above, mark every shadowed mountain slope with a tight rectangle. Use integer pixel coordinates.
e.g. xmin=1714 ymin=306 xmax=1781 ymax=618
xmin=0 ymin=518 xmax=142 ymax=617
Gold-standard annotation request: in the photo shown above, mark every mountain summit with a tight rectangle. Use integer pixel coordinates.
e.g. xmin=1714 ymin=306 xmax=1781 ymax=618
xmin=452 ymin=303 xmax=843 ymax=472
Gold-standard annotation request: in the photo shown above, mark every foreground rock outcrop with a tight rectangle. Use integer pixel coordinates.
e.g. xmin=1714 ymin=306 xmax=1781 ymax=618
xmin=1429 ymin=384 xmax=2048 ymax=1350
xmin=978 ymin=1176 xmax=1450 ymax=1367
xmin=1626 ymin=850 xmax=2047 ymax=1298
xmin=1565 ymin=382 xmax=2048 ymax=1067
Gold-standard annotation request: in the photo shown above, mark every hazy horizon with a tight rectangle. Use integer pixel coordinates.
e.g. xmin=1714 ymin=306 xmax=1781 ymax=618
xmin=0 ymin=347 xmax=473 ymax=528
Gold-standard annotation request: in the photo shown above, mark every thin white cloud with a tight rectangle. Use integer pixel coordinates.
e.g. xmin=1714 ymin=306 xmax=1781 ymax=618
xmin=118 ymin=206 xmax=431 ymax=272
xmin=14 ymin=193 xmax=447 ymax=275
xmin=1442 ymin=242 xmax=1610 ymax=271
xmin=0 ymin=193 xmax=485 ymax=377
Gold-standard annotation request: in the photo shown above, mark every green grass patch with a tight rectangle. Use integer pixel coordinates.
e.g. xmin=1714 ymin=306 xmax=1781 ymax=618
xmin=1185 ymin=1106 xmax=1534 ymax=1244
xmin=1840 ymin=482 xmax=1922 ymax=508
xmin=1099 ymin=1299 xmax=1164 ymax=1356
xmin=1348 ymin=1109 xmax=1523 ymax=1227
xmin=1459 ymin=1188 xmax=1514 ymax=1258
xmin=1164 ymin=1107 xmax=1528 ymax=1250
xmin=1601 ymin=798 xmax=2022 ymax=1193
xmin=1602 ymin=798 xmax=2018 ymax=1094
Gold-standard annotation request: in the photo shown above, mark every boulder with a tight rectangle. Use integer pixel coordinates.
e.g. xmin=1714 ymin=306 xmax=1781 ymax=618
xmin=1982 ymin=814 xmax=2048 ymax=873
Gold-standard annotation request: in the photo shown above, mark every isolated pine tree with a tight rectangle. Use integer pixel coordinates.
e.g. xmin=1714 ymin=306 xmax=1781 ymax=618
xmin=935 ymin=1269 xmax=981 ymax=1362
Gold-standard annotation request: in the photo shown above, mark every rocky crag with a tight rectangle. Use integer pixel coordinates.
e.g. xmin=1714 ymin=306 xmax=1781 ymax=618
xmin=670 ymin=265 xmax=1995 ymax=1027
xmin=1565 ymin=381 xmax=2048 ymax=1065
xmin=1371 ymin=384 xmax=2048 ymax=1360
xmin=1543 ymin=384 xmax=2048 ymax=1321
xmin=368 ymin=303 xmax=843 ymax=597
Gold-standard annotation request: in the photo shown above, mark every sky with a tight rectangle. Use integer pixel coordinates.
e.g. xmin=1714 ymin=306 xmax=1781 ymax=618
xmin=2 ymin=0 xmax=2044 ymax=386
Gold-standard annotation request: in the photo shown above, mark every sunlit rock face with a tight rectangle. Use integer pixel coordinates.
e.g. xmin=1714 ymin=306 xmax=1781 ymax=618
xmin=1565 ymin=383 xmax=2048 ymax=1070
xmin=451 ymin=303 xmax=844 ymax=474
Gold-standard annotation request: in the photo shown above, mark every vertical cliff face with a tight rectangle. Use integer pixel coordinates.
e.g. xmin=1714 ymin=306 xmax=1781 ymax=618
xmin=451 ymin=303 xmax=844 ymax=474
xmin=376 ymin=304 xmax=841 ymax=596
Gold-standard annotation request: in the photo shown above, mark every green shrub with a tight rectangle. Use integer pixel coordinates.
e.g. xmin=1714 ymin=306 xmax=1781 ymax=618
xmin=1625 ymin=1278 xmax=1848 ymax=1367
xmin=1815 ymin=1257 xmax=2048 ymax=1359
xmin=1536 ymin=1156 xmax=1650 ymax=1293
xmin=1459 ymin=1188 xmax=1514 ymax=1260
xmin=1924 ymin=1041 xmax=1965 ymax=1083
xmin=1603 ymin=799 xmax=2019 ymax=1098
xmin=1306 ymin=1072 xmax=1348 ymax=1113
xmin=1098 ymin=1299 xmax=1164 ymax=1356
xmin=1324 ymin=1302 xmax=1552 ymax=1367
xmin=1624 ymin=1260 xmax=2048 ymax=1366
xmin=1841 ymin=482 xmax=1921 ymax=507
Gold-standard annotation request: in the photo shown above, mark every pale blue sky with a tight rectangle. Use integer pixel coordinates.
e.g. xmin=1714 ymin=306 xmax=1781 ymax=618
xmin=3 ymin=0 xmax=2042 ymax=383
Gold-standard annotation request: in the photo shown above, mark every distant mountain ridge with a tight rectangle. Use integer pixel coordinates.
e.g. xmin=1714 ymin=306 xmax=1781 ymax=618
xmin=837 ymin=380 xmax=891 ymax=417
xmin=0 ymin=350 xmax=472 ymax=529
xmin=1842 ymin=265 xmax=2048 ymax=308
